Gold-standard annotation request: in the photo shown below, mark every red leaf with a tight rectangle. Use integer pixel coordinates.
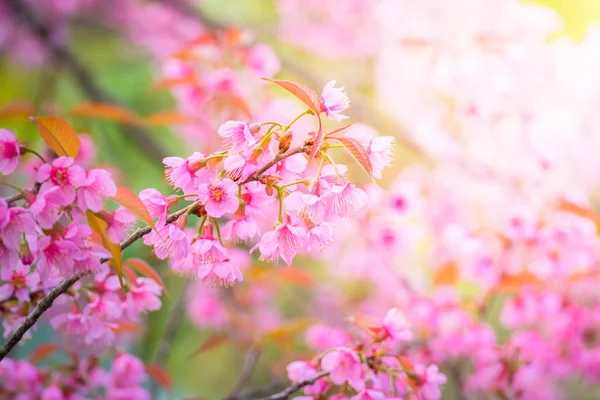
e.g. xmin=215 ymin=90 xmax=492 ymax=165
xmin=188 ymin=334 xmax=229 ymax=359
xmin=125 ymin=258 xmax=169 ymax=295
xmin=111 ymin=321 xmax=142 ymax=333
xmin=262 ymin=319 xmax=312 ymax=344
xmin=0 ymin=102 xmax=33 ymax=120
xmin=324 ymin=123 xmax=354 ymax=138
xmin=346 ymin=314 xmax=380 ymax=337
xmin=30 ymin=116 xmax=81 ymax=158
xmin=153 ymin=76 xmax=198 ymax=90
xmin=30 ymin=343 xmax=59 ymax=363
xmin=332 ymin=137 xmax=373 ymax=177
xmin=112 ymin=185 xmax=157 ymax=232
xmin=433 ymin=262 xmax=459 ymax=287
xmin=253 ymin=267 xmax=314 ymax=287
xmin=494 ymin=272 xmax=541 ymax=293
xmin=70 ymin=102 xmax=143 ymax=125
xmin=146 ymin=364 xmax=173 ymax=390
xmin=145 ymin=110 xmax=194 ymax=126
xmin=558 ymin=200 xmax=600 ymax=235
xmin=263 ymin=79 xmax=321 ymax=115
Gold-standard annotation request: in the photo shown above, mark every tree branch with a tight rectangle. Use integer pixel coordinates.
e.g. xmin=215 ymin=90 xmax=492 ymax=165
xmin=0 ymin=141 xmax=306 ymax=360
xmin=255 ymin=371 xmax=329 ymax=400
xmin=4 ymin=0 xmax=167 ymax=163
xmin=223 ymin=346 xmax=263 ymax=399
xmin=0 ymin=202 xmax=199 ymax=361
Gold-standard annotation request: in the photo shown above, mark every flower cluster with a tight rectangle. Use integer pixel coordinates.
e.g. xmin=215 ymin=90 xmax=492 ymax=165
xmin=140 ymin=79 xmax=394 ymax=288
xmin=0 ymin=129 xmax=161 ymax=347
xmin=287 ymin=308 xmax=446 ymax=400
xmin=0 ymin=352 xmax=151 ymax=399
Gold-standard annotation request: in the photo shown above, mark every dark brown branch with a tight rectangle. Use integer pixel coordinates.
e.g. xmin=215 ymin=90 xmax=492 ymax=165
xmin=0 ymin=202 xmax=199 ymax=361
xmin=0 ymin=139 xmax=306 ymax=360
xmin=4 ymin=0 xmax=167 ymax=163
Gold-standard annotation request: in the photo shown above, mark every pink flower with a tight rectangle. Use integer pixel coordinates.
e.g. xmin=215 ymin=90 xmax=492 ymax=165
xmin=222 ymin=210 xmax=259 ymax=242
xmin=245 ymin=44 xmax=281 ymax=78
xmin=0 ymin=129 xmax=20 ymax=175
xmin=0 ymin=206 xmax=36 ymax=249
xmin=351 ymin=390 xmax=387 ymax=400
xmin=37 ymin=236 xmax=78 ymax=278
xmin=330 ymin=183 xmax=368 ymax=217
xmin=217 ymin=121 xmax=260 ymax=152
xmin=250 ymin=222 xmax=306 ymax=265
xmin=305 ymin=221 xmax=335 ymax=252
xmin=368 ymin=137 xmax=395 ymax=179
xmin=37 ymin=157 xmax=86 ymax=204
xmin=321 ymin=347 xmax=366 ymax=391
xmin=321 ymin=80 xmax=350 ymax=121
xmin=0 ymin=263 xmax=39 ymax=303
xmin=381 ymin=308 xmax=413 ymax=342
xmin=76 ymin=168 xmax=117 ymax=212
xmin=190 ymin=227 xmax=228 ymax=265
xmin=285 ymin=190 xmax=331 ymax=224
xmin=143 ymin=221 xmax=189 ymax=260
xmin=72 ymin=244 xmax=110 ymax=275
xmin=196 ymin=259 xmax=243 ymax=288
xmin=287 ymin=361 xmax=329 ymax=395
xmin=198 ymin=178 xmax=239 ymax=218
xmin=124 ymin=277 xmax=162 ymax=319
xmin=306 ymin=325 xmax=352 ymax=351
xmin=241 ymin=182 xmax=275 ymax=218
xmin=224 ymin=154 xmax=259 ymax=181
xmin=187 ymin=286 xmax=228 ymax=328
xmin=139 ymin=188 xmax=176 ymax=227
xmin=163 ymin=152 xmax=205 ymax=194
xmin=106 ymin=208 xmax=136 ymax=243
xmin=109 ymin=353 xmax=147 ymax=388
xmin=29 ymin=185 xmax=64 ymax=229
xmin=416 ymin=364 xmax=447 ymax=400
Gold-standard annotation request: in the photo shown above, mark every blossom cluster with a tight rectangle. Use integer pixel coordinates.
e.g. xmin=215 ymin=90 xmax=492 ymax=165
xmin=0 ymin=352 xmax=151 ymax=399
xmin=0 ymin=128 xmax=161 ymax=347
xmin=140 ymin=79 xmax=394 ymax=288
xmin=287 ymin=308 xmax=446 ymax=400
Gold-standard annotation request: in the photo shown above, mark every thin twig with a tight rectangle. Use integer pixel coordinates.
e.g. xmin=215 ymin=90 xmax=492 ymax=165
xmin=4 ymin=0 xmax=167 ymax=162
xmin=254 ymin=371 xmax=329 ymax=400
xmin=0 ymin=142 xmax=305 ymax=360
xmin=0 ymin=202 xmax=199 ymax=361
xmin=223 ymin=346 xmax=263 ymax=399
xmin=150 ymin=280 xmax=191 ymax=397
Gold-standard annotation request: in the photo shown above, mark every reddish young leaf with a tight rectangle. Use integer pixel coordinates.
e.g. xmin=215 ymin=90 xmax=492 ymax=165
xmin=153 ymin=76 xmax=198 ymax=90
xmin=70 ymin=102 xmax=143 ymax=125
xmin=324 ymin=123 xmax=354 ymax=138
xmin=0 ymin=102 xmax=34 ymax=120
xmin=112 ymin=185 xmax=156 ymax=232
xmin=30 ymin=343 xmax=59 ymax=363
xmin=494 ymin=272 xmax=541 ymax=293
xmin=346 ymin=314 xmax=380 ymax=338
xmin=558 ymin=199 xmax=600 ymax=235
xmin=125 ymin=258 xmax=168 ymax=295
xmin=263 ymin=79 xmax=321 ymax=115
xmin=122 ymin=265 xmax=139 ymax=284
xmin=146 ymin=364 xmax=173 ymax=390
xmin=145 ymin=110 xmax=194 ymax=126
xmin=30 ymin=116 xmax=81 ymax=158
xmin=432 ymin=262 xmax=459 ymax=287
xmin=262 ymin=319 xmax=312 ymax=344
xmin=255 ymin=267 xmax=314 ymax=287
xmin=111 ymin=321 xmax=142 ymax=333
xmin=86 ymin=211 xmax=123 ymax=286
xmin=188 ymin=333 xmax=229 ymax=359
xmin=332 ymin=137 xmax=373 ymax=177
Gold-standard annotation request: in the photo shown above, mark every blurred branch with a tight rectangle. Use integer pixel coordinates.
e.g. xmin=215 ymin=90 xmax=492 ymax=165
xmin=223 ymin=346 xmax=263 ymax=399
xmin=150 ymin=280 xmax=190 ymax=396
xmin=4 ymin=0 xmax=167 ymax=163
